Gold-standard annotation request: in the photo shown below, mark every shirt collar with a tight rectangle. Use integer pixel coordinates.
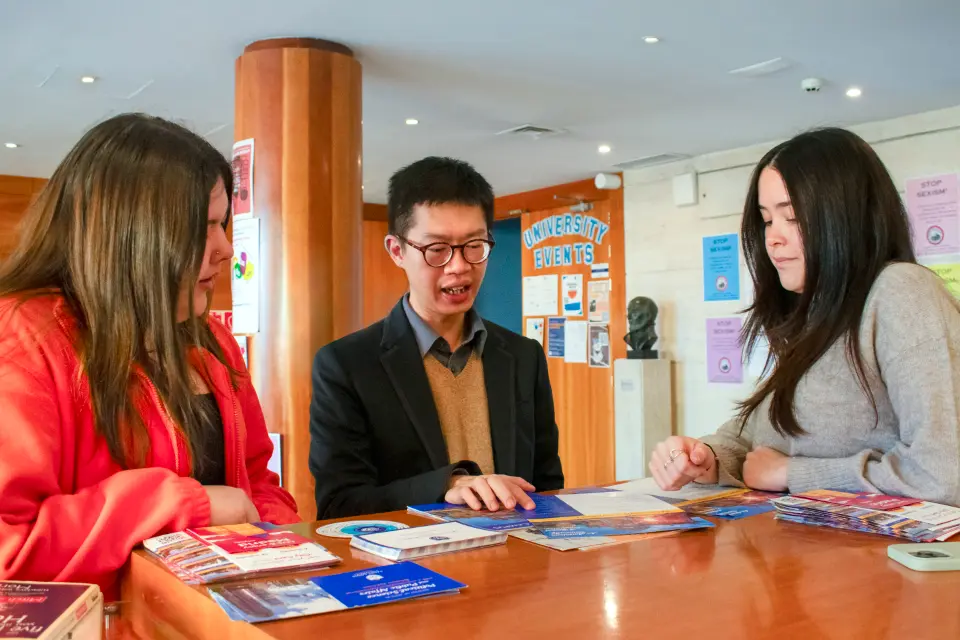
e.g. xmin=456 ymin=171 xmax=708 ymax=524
xmin=402 ymin=294 xmax=487 ymax=357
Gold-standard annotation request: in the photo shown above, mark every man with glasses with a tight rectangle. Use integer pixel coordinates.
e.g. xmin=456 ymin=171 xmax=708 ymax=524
xmin=309 ymin=157 xmax=564 ymax=518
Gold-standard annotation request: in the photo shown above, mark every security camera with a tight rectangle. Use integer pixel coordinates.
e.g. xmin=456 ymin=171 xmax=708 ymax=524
xmin=595 ymin=173 xmax=622 ymax=190
xmin=801 ymin=77 xmax=823 ymax=93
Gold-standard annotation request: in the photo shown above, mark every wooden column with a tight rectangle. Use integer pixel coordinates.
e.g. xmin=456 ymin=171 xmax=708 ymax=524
xmin=235 ymin=38 xmax=363 ymax=521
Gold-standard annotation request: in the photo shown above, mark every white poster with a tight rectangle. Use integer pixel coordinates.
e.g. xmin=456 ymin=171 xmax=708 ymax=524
xmin=234 ymin=335 xmax=249 ymax=369
xmin=231 ymin=217 xmax=260 ymax=334
xmin=588 ymin=323 xmax=610 ymax=368
xmin=525 ymin=318 xmax=545 ymax=346
xmin=564 ymin=320 xmax=588 ymax=364
xmin=522 ymin=274 xmax=559 ymax=317
xmin=561 ymin=274 xmax=584 ymax=317
xmin=267 ymin=433 xmax=282 ymax=486
xmin=588 ymin=279 xmax=610 ymax=323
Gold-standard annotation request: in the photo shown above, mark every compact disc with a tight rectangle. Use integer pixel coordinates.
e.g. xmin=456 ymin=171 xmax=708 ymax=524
xmin=316 ymin=520 xmax=409 ymax=538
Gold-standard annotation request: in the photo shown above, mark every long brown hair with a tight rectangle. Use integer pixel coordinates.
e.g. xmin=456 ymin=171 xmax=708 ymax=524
xmin=737 ymin=128 xmax=915 ymax=437
xmin=0 ymin=113 xmax=236 ymax=469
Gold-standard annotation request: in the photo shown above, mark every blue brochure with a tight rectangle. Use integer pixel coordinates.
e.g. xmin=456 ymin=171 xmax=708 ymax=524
xmin=209 ymin=562 xmax=465 ymax=624
xmin=408 ymin=493 xmax=582 ymax=531
xmin=534 ymin=515 xmax=715 ymax=539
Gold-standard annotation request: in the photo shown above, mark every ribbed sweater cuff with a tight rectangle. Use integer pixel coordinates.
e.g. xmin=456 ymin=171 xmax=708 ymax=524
xmin=702 ymin=442 xmax=746 ymax=488
xmin=787 ymin=456 xmax=863 ymax=494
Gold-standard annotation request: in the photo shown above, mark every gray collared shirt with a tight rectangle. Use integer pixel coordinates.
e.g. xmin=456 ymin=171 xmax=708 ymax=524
xmin=402 ymin=295 xmax=487 ymax=375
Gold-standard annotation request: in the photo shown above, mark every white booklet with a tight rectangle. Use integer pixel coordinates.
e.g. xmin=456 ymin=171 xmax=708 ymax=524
xmin=350 ymin=522 xmax=507 ymax=561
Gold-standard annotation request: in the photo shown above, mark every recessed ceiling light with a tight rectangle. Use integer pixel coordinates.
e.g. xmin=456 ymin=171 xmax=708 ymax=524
xmin=643 ymin=36 xmax=660 ymax=44
xmin=845 ymin=86 xmax=862 ymax=98
xmin=4 ymin=142 xmax=18 ymax=149
xmin=598 ymin=144 xmax=612 ymax=154
xmin=80 ymin=76 xmax=97 ymax=84
xmin=405 ymin=118 xmax=419 ymax=126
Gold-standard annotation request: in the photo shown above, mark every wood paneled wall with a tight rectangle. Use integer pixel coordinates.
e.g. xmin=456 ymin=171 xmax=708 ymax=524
xmin=362 ymin=219 xmax=408 ymax=326
xmin=519 ymin=185 xmax=626 ymax=488
xmin=0 ymin=175 xmax=46 ymax=260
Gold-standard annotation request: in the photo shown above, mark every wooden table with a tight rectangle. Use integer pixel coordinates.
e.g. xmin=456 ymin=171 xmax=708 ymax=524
xmin=117 ymin=511 xmax=960 ymax=639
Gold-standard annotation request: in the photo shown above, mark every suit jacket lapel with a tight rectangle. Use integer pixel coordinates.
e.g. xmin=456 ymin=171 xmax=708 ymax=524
xmin=380 ymin=301 xmax=449 ymax=469
xmin=482 ymin=329 xmax=517 ymax=476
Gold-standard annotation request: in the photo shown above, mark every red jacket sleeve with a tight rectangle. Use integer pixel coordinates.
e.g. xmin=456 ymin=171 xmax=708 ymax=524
xmin=0 ymin=358 xmax=211 ymax=584
xmin=208 ymin=319 xmax=300 ymax=524
xmin=237 ymin=377 xmax=300 ymax=524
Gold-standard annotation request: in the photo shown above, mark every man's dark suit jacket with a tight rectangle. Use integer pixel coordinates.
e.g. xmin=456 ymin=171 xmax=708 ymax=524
xmin=309 ymin=300 xmax=565 ymax=519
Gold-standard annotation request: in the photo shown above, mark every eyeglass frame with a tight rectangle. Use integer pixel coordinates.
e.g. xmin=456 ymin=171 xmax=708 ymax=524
xmin=397 ymin=236 xmax=496 ymax=268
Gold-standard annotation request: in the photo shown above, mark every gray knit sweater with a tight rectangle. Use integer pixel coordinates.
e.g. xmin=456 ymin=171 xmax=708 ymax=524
xmin=701 ymin=263 xmax=960 ymax=506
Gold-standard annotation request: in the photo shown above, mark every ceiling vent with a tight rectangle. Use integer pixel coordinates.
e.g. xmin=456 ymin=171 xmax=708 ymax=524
xmin=614 ymin=153 xmax=690 ymax=170
xmin=495 ymin=124 xmax=565 ymax=139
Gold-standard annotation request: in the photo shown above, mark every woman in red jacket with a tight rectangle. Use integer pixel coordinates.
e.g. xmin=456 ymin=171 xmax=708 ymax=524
xmin=0 ymin=113 xmax=300 ymax=594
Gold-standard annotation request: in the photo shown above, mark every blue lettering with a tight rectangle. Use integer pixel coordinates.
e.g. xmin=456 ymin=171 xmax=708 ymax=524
xmin=554 ymin=246 xmax=563 ymax=265
xmin=585 ymin=217 xmax=597 ymax=241
xmin=534 ymin=248 xmax=543 ymax=269
xmin=584 ymin=243 xmax=594 ymax=264
xmin=523 ymin=228 xmax=534 ymax=249
xmin=573 ymin=243 xmax=584 ymax=264
xmin=574 ymin=214 xmax=584 ymax=235
xmin=596 ymin=223 xmax=610 ymax=244
xmin=564 ymin=214 xmax=573 ymax=235
xmin=563 ymin=244 xmax=573 ymax=266
xmin=532 ymin=223 xmax=543 ymax=245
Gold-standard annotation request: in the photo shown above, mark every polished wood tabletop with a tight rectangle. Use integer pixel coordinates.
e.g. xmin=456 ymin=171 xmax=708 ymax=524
xmin=118 ymin=510 xmax=960 ymax=640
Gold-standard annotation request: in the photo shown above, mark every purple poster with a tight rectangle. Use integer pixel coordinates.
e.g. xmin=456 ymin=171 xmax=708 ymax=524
xmin=906 ymin=173 xmax=960 ymax=257
xmin=706 ymin=317 xmax=743 ymax=384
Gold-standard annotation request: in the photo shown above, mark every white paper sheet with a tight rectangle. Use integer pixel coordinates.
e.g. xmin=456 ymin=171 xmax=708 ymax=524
xmin=556 ymin=492 xmax=679 ymax=516
xmin=564 ymin=320 xmax=588 ymax=364
xmin=522 ymin=275 xmax=559 ymax=317
xmin=613 ymin=477 xmax=736 ymax=502
xmin=231 ymin=217 xmax=260 ymax=334
xmin=525 ymin=318 xmax=545 ymax=345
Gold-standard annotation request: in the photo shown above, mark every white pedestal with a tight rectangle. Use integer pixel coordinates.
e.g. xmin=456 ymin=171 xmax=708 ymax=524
xmin=613 ymin=358 xmax=673 ymax=482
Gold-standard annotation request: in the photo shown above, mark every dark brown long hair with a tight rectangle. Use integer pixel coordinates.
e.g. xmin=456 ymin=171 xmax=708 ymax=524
xmin=737 ymin=128 xmax=916 ymax=437
xmin=0 ymin=113 xmax=236 ymax=468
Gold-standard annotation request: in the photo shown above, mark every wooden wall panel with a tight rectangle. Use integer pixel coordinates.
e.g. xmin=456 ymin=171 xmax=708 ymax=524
xmin=235 ymin=39 xmax=363 ymax=521
xmin=520 ymin=183 xmax=625 ymax=488
xmin=0 ymin=175 xmax=46 ymax=260
xmin=362 ymin=219 xmax=408 ymax=326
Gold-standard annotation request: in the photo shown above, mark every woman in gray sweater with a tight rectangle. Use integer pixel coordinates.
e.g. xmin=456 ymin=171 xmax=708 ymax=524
xmin=650 ymin=127 xmax=960 ymax=506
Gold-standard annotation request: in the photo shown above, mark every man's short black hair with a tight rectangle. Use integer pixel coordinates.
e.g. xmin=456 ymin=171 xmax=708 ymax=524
xmin=387 ymin=156 xmax=495 ymax=238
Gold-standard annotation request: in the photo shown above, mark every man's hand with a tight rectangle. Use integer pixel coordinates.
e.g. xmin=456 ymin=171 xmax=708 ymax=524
xmin=743 ymin=446 xmax=789 ymax=492
xmin=445 ymin=474 xmax=536 ymax=511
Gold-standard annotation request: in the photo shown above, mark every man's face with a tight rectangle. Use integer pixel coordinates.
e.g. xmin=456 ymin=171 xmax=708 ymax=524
xmin=387 ymin=203 xmax=490 ymax=321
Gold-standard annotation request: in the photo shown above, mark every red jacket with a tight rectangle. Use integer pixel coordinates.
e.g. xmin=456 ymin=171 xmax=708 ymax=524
xmin=0 ymin=294 xmax=300 ymax=595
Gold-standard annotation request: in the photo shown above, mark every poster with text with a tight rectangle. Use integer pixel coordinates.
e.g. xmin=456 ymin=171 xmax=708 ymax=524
xmin=547 ymin=317 xmax=565 ymax=358
xmin=564 ymin=321 xmax=588 ymax=364
xmin=706 ymin=317 xmax=743 ymax=383
xmin=587 ymin=279 xmax=610 ymax=323
xmin=523 ymin=274 xmax=559 ymax=317
xmin=525 ymin=318 xmax=545 ymax=346
xmin=234 ymin=335 xmax=249 ymax=369
xmin=231 ymin=217 xmax=260 ymax=334
xmin=588 ymin=323 xmax=610 ymax=368
xmin=209 ymin=310 xmax=234 ymax=333
xmin=906 ymin=173 xmax=960 ymax=257
xmin=703 ymin=234 xmax=740 ymax=301
xmin=231 ymin=139 xmax=255 ymax=220
xmin=929 ymin=263 xmax=960 ymax=299
xmin=561 ymin=274 xmax=584 ymax=316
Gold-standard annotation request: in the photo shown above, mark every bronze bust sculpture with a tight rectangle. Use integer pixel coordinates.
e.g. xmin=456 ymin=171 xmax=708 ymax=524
xmin=624 ymin=296 xmax=658 ymax=359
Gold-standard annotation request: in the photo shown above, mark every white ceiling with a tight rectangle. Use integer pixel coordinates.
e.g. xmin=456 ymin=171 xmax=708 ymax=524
xmin=2 ymin=0 xmax=959 ymax=203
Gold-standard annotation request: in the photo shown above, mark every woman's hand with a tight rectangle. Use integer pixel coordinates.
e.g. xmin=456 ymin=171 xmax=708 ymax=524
xmin=742 ymin=446 xmax=789 ymax=492
xmin=649 ymin=436 xmax=718 ymax=490
xmin=203 ymin=486 xmax=261 ymax=525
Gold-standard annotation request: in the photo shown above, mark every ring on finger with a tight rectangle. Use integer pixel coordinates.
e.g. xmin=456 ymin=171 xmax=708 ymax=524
xmin=669 ymin=449 xmax=683 ymax=461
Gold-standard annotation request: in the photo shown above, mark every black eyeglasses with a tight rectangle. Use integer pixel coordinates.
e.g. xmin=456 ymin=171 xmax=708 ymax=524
xmin=399 ymin=237 xmax=496 ymax=268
